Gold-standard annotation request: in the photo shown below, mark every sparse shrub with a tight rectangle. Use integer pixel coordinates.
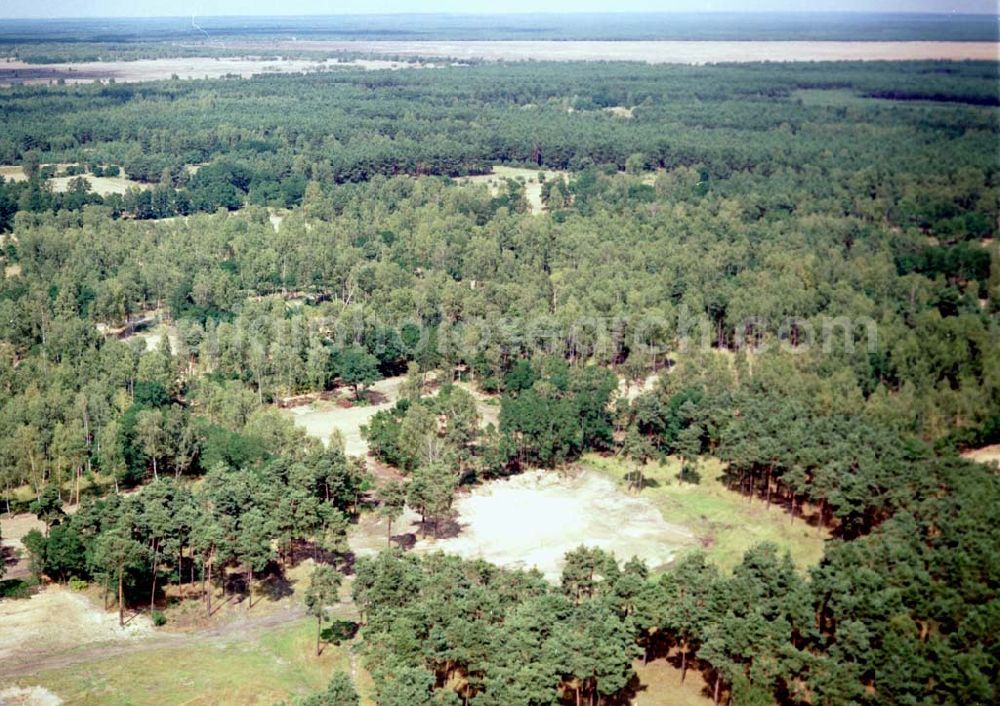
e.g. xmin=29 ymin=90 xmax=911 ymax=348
xmin=151 ymin=610 xmax=166 ymax=626
xmin=678 ymin=463 xmax=701 ymax=485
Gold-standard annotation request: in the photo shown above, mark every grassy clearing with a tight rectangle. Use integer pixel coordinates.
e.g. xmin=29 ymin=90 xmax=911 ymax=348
xmin=583 ymin=453 xmax=827 ymax=572
xmin=632 ymin=657 xmax=713 ymax=706
xmin=13 ymin=618 xmax=371 ymax=706
xmin=791 ymin=88 xmax=876 ymax=107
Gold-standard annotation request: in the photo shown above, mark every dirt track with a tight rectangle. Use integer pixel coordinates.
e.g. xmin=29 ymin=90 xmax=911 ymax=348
xmin=0 ymin=588 xmax=305 ymax=679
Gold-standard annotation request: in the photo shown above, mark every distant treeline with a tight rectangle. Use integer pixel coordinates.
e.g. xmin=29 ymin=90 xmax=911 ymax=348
xmin=1 ymin=12 xmax=997 ymax=48
xmin=0 ymin=60 xmax=997 ymax=229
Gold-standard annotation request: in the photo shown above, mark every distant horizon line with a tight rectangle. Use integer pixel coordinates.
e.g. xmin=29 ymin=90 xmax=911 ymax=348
xmin=5 ymin=10 xmax=999 ymax=20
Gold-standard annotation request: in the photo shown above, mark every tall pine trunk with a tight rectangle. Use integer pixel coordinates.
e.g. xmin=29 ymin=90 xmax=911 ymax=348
xmin=206 ymin=558 xmax=213 ymax=616
xmin=149 ymin=547 xmax=158 ymax=612
xmin=118 ymin=570 xmax=125 ymax=626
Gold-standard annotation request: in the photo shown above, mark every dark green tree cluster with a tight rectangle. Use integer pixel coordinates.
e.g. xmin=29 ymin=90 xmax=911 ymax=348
xmin=21 ymin=442 xmax=366 ymax=621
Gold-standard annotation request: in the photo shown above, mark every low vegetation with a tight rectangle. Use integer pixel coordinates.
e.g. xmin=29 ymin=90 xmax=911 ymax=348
xmin=584 ymin=454 xmax=827 ymax=571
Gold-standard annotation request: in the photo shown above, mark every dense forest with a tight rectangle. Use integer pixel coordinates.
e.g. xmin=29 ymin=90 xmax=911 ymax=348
xmin=0 ymin=58 xmax=997 ymax=706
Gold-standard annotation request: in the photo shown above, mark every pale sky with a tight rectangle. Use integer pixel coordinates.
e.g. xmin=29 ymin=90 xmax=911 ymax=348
xmin=1 ymin=1 xmax=997 ymax=18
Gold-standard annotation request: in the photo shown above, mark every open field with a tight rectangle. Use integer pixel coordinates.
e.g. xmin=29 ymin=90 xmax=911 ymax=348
xmin=0 ymin=556 xmax=372 ymax=705
xmin=0 ymin=56 xmax=425 ymax=86
xmin=5 ymin=614 xmax=367 ymax=706
xmin=206 ymin=40 xmax=1000 ymax=64
xmin=584 ymin=453 xmax=828 ymax=571
xmin=412 ymin=469 xmax=695 ymax=581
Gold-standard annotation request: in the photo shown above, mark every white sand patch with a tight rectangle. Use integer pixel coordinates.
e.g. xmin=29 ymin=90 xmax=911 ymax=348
xmin=618 ymin=372 xmax=660 ymax=402
xmin=0 ymin=586 xmax=152 ymax=663
xmin=414 ymin=469 xmax=694 ymax=581
xmin=0 ymin=686 xmax=63 ymax=706
xmin=211 ymin=40 xmax=1000 ymax=64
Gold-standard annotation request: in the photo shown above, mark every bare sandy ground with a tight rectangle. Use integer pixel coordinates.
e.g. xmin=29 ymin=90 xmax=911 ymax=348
xmin=207 ymin=40 xmax=1000 ymax=64
xmin=618 ymin=372 xmax=661 ymax=402
xmin=0 ymin=165 xmax=27 ymax=182
xmin=0 ymin=686 xmax=63 ymax=706
xmin=283 ymin=375 xmax=405 ymax=456
xmin=0 ymin=56 xmax=422 ymax=86
xmin=411 ymin=469 xmax=694 ymax=581
xmin=0 ymin=586 xmax=152 ymax=668
xmin=0 ymin=165 xmax=146 ymax=196
xmin=458 ymin=166 xmax=568 ymax=215
xmin=48 ymin=175 xmax=145 ymax=197
xmin=962 ymin=444 xmax=1000 ymax=466
xmin=2 ymin=512 xmax=45 ymax=580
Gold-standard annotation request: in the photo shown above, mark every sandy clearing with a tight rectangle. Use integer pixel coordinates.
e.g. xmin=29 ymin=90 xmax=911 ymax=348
xmin=0 ymin=686 xmax=63 ymax=706
xmin=458 ymin=166 xmax=568 ymax=215
xmin=412 ymin=469 xmax=694 ymax=581
xmin=618 ymin=372 xmax=661 ymax=402
xmin=285 ymin=400 xmax=386 ymax=457
xmin=0 ymin=56 xmax=425 ymax=86
xmin=282 ymin=375 xmax=405 ymax=456
xmin=202 ymin=40 xmax=1000 ymax=64
xmin=48 ymin=175 xmax=146 ymax=196
xmin=0 ymin=164 xmax=147 ymax=196
xmin=604 ymin=105 xmax=635 ymax=118
xmin=2 ymin=512 xmax=45 ymax=580
xmin=453 ymin=380 xmax=500 ymax=428
xmin=0 ymin=586 xmax=152 ymax=666
xmin=962 ymin=444 xmax=1000 ymax=466
xmin=0 ymin=165 xmax=27 ymax=182
xmin=125 ymin=323 xmax=181 ymax=354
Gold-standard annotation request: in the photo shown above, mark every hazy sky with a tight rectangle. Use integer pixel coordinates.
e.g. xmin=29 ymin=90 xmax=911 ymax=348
xmin=2 ymin=1 xmax=997 ymax=19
